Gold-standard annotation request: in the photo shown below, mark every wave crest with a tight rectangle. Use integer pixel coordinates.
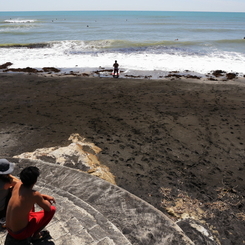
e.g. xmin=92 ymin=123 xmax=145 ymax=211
xmin=4 ymin=19 xmax=37 ymax=23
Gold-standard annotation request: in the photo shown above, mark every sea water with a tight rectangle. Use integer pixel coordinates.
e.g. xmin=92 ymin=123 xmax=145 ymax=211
xmin=0 ymin=11 xmax=245 ymax=77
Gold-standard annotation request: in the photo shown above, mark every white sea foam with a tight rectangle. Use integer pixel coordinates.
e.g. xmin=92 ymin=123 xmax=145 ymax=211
xmin=4 ymin=19 xmax=36 ymax=23
xmin=0 ymin=42 xmax=244 ymax=77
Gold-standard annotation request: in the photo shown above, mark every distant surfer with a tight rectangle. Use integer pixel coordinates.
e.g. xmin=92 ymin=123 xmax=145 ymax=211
xmin=113 ymin=60 xmax=119 ymax=78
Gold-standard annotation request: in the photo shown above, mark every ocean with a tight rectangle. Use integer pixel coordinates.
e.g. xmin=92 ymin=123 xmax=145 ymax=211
xmin=0 ymin=11 xmax=245 ymax=77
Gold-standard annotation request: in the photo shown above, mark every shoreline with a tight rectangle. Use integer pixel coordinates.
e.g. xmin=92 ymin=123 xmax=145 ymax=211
xmin=0 ymin=73 xmax=245 ymax=243
xmin=1 ymin=62 xmax=245 ymax=82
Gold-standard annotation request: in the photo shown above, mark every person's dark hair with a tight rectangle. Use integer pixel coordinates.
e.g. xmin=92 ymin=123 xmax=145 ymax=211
xmin=0 ymin=174 xmax=12 ymax=183
xmin=20 ymin=166 xmax=40 ymax=187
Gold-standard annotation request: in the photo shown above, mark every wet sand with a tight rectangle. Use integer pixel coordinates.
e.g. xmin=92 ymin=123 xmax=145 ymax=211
xmin=0 ymin=73 xmax=245 ymax=244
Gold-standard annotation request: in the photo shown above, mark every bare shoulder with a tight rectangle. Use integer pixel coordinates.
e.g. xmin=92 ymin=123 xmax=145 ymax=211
xmin=32 ymin=190 xmax=43 ymax=198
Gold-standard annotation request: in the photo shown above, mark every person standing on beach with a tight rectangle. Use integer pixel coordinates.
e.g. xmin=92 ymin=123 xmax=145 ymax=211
xmin=113 ymin=60 xmax=119 ymax=77
xmin=0 ymin=159 xmax=19 ymax=222
xmin=6 ymin=166 xmax=56 ymax=242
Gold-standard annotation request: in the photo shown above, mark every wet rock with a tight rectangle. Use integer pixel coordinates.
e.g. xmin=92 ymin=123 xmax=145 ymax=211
xmin=226 ymin=73 xmax=237 ymax=80
xmin=208 ymin=77 xmax=218 ymax=81
xmin=0 ymin=62 xmax=13 ymax=69
xmin=165 ymin=74 xmax=182 ymax=78
xmin=125 ymin=75 xmax=144 ymax=78
xmin=42 ymin=67 xmax=60 ymax=73
xmin=185 ymin=75 xmax=201 ymax=79
xmin=212 ymin=70 xmax=226 ymax=77
xmin=165 ymin=73 xmax=201 ymax=79
xmin=94 ymin=69 xmax=113 ymax=74
xmin=177 ymin=219 xmax=219 ymax=245
xmin=4 ymin=67 xmax=40 ymax=73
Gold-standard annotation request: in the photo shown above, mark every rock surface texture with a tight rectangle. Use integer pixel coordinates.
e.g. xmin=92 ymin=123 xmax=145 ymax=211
xmin=1 ymin=158 xmax=194 ymax=245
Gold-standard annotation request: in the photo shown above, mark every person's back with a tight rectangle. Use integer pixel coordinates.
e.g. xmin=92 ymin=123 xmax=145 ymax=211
xmin=6 ymin=166 xmax=56 ymax=242
xmin=7 ymin=181 xmax=39 ymax=232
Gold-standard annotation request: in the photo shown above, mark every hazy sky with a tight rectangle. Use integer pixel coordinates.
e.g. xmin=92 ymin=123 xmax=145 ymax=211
xmin=1 ymin=0 xmax=245 ymax=12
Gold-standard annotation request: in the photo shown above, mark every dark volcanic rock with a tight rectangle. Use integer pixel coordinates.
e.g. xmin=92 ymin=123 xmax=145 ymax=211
xmin=165 ymin=73 xmax=201 ymax=79
xmin=0 ymin=62 xmax=13 ymax=69
xmin=4 ymin=67 xmax=40 ymax=73
xmin=165 ymin=74 xmax=182 ymax=78
xmin=177 ymin=219 xmax=218 ymax=245
xmin=42 ymin=67 xmax=60 ymax=73
xmin=185 ymin=75 xmax=201 ymax=79
xmin=212 ymin=70 xmax=226 ymax=77
xmin=226 ymin=73 xmax=237 ymax=80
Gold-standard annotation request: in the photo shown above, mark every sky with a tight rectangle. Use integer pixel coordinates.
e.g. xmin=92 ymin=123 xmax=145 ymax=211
xmin=0 ymin=0 xmax=245 ymax=12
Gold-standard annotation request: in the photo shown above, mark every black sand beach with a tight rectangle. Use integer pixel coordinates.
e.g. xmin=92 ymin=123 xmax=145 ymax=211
xmin=0 ymin=73 xmax=245 ymax=244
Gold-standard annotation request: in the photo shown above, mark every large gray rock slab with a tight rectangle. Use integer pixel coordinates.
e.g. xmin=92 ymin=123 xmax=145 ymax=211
xmin=1 ymin=158 xmax=194 ymax=245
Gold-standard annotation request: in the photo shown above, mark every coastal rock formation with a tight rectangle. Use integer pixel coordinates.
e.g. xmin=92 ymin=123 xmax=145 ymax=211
xmin=0 ymin=62 xmax=13 ymax=69
xmin=177 ymin=219 xmax=218 ymax=245
xmin=14 ymin=133 xmax=116 ymax=185
xmin=3 ymin=67 xmax=40 ymax=73
xmin=3 ymin=66 xmax=61 ymax=74
xmin=211 ymin=70 xmax=237 ymax=80
xmin=165 ymin=73 xmax=201 ymax=79
xmin=42 ymin=67 xmax=60 ymax=73
xmin=226 ymin=72 xmax=237 ymax=80
xmin=212 ymin=70 xmax=225 ymax=77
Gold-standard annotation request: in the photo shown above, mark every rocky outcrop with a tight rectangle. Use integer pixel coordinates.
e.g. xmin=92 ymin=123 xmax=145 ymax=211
xmin=212 ymin=70 xmax=225 ymax=77
xmin=177 ymin=219 xmax=218 ymax=245
xmin=211 ymin=70 xmax=237 ymax=80
xmin=165 ymin=73 xmax=201 ymax=79
xmin=3 ymin=67 xmax=40 ymax=73
xmin=1 ymin=158 xmax=195 ymax=245
xmin=0 ymin=62 xmax=13 ymax=69
xmin=42 ymin=67 xmax=60 ymax=73
xmin=226 ymin=72 xmax=237 ymax=80
xmin=3 ymin=66 xmax=61 ymax=73
xmin=14 ymin=133 xmax=116 ymax=185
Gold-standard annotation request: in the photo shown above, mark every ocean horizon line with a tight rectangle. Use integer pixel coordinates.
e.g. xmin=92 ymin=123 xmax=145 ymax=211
xmin=1 ymin=10 xmax=245 ymax=13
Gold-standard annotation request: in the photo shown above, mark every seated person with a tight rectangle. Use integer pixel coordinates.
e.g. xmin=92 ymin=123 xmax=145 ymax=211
xmin=6 ymin=166 xmax=56 ymax=242
xmin=0 ymin=159 xmax=19 ymax=220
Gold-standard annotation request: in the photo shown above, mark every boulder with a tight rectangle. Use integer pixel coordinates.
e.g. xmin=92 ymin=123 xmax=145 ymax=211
xmin=4 ymin=67 xmax=40 ymax=73
xmin=14 ymin=133 xmax=116 ymax=185
xmin=0 ymin=62 xmax=13 ymax=69
xmin=177 ymin=219 xmax=219 ymax=245
xmin=212 ymin=70 xmax=226 ymax=77
xmin=42 ymin=67 xmax=60 ymax=73
xmin=226 ymin=73 xmax=237 ymax=80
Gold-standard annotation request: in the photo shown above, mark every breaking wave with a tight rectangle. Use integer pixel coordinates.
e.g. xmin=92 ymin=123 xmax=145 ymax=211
xmin=4 ymin=19 xmax=37 ymax=23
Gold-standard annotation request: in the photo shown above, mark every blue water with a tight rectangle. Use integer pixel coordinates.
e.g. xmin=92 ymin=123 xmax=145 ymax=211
xmin=0 ymin=11 xmax=245 ymax=76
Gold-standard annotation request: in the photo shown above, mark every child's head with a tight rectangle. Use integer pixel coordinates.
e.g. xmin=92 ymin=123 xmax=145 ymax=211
xmin=20 ymin=166 xmax=40 ymax=187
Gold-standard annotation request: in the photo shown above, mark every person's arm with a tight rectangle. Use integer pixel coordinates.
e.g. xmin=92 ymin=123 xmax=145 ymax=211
xmin=3 ymin=175 xmax=19 ymax=189
xmin=42 ymin=194 xmax=56 ymax=204
xmin=9 ymin=175 xmax=20 ymax=186
xmin=34 ymin=191 xmax=53 ymax=211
